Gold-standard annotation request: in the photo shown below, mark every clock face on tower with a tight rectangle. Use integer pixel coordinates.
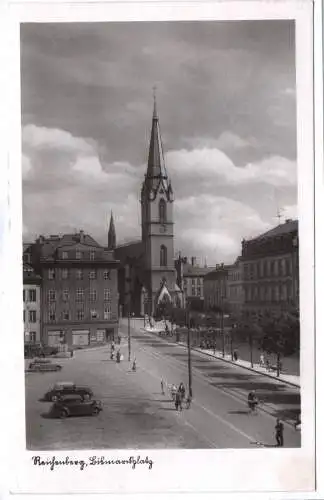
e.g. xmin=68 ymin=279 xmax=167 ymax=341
xmin=159 ymin=225 xmax=166 ymax=233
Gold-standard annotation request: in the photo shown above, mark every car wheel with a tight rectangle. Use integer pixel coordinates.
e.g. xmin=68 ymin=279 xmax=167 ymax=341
xmin=51 ymin=395 xmax=58 ymax=402
xmin=59 ymin=409 xmax=68 ymax=419
xmin=92 ymin=407 xmax=100 ymax=416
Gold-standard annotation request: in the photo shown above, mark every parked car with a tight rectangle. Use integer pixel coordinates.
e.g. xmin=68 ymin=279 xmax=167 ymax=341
xmin=33 ymin=358 xmax=51 ymax=364
xmin=49 ymin=394 xmax=103 ymax=418
xmin=28 ymin=361 xmax=62 ymax=372
xmin=24 ymin=345 xmax=59 ymax=358
xmin=43 ymin=381 xmax=93 ymax=402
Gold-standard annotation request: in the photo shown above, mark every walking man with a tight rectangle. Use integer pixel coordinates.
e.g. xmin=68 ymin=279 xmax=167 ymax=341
xmin=275 ymin=419 xmax=284 ymax=447
xmin=161 ymin=378 xmax=165 ymax=395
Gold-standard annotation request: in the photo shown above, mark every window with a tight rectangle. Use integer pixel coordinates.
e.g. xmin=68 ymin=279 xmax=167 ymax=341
xmin=48 ymin=268 xmax=55 ymax=280
xmin=76 ymin=269 xmax=83 ymax=280
xmin=62 ymin=310 xmax=70 ymax=321
xmin=97 ymin=330 xmax=105 ymax=342
xmin=89 ymin=289 xmax=97 ymax=302
xmin=48 ymin=310 xmax=56 ymax=322
xmin=76 ymin=309 xmax=84 ymax=321
xmin=90 ymin=309 xmax=98 ymax=319
xmin=48 ymin=290 xmax=56 ymax=302
xmin=62 ymin=251 xmax=68 ymax=260
xmin=23 ymin=290 xmax=26 ymax=302
xmin=29 ymin=310 xmax=36 ymax=323
xmin=61 ymin=268 xmax=69 ymax=279
xmin=159 ymin=198 xmax=167 ymax=223
xmin=30 ymin=332 xmax=36 ymax=343
xmin=104 ymin=288 xmax=111 ymax=301
xmin=62 ymin=289 xmax=69 ymax=302
xmin=76 ymin=288 xmax=84 ymax=302
xmin=28 ymin=289 xmax=36 ymax=302
xmin=90 ymin=251 xmax=95 ymax=260
xmin=103 ymin=270 xmax=111 ymax=280
xmin=104 ymin=305 xmax=111 ymax=320
xmin=197 ymin=286 xmax=202 ymax=296
xmin=160 ymin=245 xmax=167 ymax=266
xmin=89 ymin=270 xmax=97 ymax=280
xmin=76 ymin=250 xmax=82 ymax=259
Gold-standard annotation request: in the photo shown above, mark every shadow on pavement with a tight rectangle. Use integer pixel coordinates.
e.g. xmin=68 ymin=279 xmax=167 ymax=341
xmin=227 ymin=410 xmax=251 ymax=415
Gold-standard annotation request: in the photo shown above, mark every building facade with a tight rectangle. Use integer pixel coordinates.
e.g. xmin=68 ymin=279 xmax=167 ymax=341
xmin=204 ymin=264 xmax=230 ymax=312
xmin=27 ymin=231 xmax=119 ymax=347
xmin=175 ymin=256 xmax=213 ymax=311
xmin=227 ymin=258 xmax=244 ymax=316
xmin=240 ymin=219 xmax=299 ymax=318
xmin=23 ymin=263 xmax=42 ymax=344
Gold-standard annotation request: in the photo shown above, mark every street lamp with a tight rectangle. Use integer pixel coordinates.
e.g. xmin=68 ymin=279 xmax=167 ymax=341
xmin=128 ymin=299 xmax=131 ymax=362
xmin=187 ymin=306 xmax=193 ymax=398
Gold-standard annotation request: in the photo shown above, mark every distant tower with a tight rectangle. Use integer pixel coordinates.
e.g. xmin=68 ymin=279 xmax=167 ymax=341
xmin=108 ymin=211 xmax=116 ymax=250
xmin=140 ymin=90 xmax=176 ymax=315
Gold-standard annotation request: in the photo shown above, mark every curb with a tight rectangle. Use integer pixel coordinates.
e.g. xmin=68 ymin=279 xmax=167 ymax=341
xmin=138 ymin=328 xmax=300 ymax=427
xmin=138 ymin=327 xmax=300 ymax=389
xmin=185 ymin=345 xmax=300 ymax=389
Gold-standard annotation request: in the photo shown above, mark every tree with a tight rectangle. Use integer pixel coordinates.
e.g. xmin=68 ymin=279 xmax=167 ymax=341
xmin=257 ymin=309 xmax=300 ymax=376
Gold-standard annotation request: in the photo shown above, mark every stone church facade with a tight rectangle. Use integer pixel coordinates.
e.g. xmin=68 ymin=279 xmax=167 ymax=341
xmin=114 ymin=97 xmax=183 ymax=317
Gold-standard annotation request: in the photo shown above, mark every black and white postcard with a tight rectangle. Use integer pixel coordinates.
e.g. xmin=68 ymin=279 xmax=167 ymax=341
xmin=0 ymin=0 xmax=320 ymax=498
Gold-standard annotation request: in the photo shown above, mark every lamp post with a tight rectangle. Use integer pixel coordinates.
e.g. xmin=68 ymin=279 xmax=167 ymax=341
xmin=187 ymin=306 xmax=193 ymax=398
xmin=128 ymin=300 xmax=131 ymax=362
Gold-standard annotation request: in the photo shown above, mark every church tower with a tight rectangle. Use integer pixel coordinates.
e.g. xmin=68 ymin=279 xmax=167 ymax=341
xmin=108 ymin=211 xmax=116 ymax=250
xmin=140 ymin=93 xmax=176 ymax=315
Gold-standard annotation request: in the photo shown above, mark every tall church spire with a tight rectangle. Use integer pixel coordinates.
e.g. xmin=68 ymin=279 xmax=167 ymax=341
xmin=108 ymin=211 xmax=116 ymax=250
xmin=145 ymin=88 xmax=168 ymax=192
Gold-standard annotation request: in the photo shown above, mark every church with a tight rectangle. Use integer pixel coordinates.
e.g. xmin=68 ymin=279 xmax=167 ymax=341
xmin=110 ymin=96 xmax=183 ymax=317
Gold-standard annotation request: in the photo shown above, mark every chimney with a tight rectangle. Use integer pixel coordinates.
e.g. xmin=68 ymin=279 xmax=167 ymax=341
xmin=191 ymin=256 xmax=196 ymax=267
xmin=79 ymin=230 xmax=85 ymax=243
xmin=285 ymin=219 xmax=292 ymax=223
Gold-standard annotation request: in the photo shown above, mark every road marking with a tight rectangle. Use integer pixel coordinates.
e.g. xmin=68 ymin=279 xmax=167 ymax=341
xmin=134 ymin=340 xmax=283 ymax=425
xmin=122 ymin=347 xmax=256 ymax=444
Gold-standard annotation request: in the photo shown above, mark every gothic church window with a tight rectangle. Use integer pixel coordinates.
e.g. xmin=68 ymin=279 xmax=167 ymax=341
xmin=159 ymin=199 xmax=167 ymax=224
xmin=160 ymin=245 xmax=167 ymax=267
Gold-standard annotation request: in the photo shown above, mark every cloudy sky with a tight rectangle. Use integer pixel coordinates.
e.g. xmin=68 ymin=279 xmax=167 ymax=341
xmin=21 ymin=21 xmax=297 ymax=265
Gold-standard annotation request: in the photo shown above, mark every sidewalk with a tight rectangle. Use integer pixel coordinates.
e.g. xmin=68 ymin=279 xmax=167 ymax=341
xmin=180 ymin=343 xmax=300 ymax=388
xmin=139 ymin=323 xmax=300 ymax=389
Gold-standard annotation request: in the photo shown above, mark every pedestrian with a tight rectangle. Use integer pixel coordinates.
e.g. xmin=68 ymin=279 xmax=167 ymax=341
xmin=266 ymin=359 xmax=270 ymax=371
xmin=161 ymin=378 xmax=165 ymax=395
xmin=178 ymin=382 xmax=186 ymax=402
xmin=233 ymin=349 xmax=238 ymax=362
xmin=175 ymin=391 xmax=182 ymax=411
xmin=132 ymin=358 xmax=136 ymax=371
xmin=259 ymin=353 xmax=265 ymax=368
xmin=275 ymin=418 xmax=284 ymax=447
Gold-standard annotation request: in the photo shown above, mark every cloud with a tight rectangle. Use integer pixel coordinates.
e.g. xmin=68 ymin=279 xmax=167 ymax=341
xmin=22 ymin=123 xmax=296 ymax=264
xmin=174 ymin=194 xmax=271 ymax=264
xmin=167 ymin=147 xmax=296 ymax=191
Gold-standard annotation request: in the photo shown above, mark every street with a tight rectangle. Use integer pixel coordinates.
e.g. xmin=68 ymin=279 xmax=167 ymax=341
xmin=25 ymin=322 xmax=301 ymax=450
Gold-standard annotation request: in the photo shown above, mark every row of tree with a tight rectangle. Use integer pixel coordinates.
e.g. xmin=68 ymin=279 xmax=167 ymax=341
xmin=155 ymin=297 xmax=300 ymax=377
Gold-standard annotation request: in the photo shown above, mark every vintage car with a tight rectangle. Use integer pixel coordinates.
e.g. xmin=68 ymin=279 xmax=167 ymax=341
xmin=43 ymin=381 xmax=93 ymax=402
xmin=28 ymin=361 xmax=62 ymax=372
xmin=49 ymin=394 xmax=103 ymax=418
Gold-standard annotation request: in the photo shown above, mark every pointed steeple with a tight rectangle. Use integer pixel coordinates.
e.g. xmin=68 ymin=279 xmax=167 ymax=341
xmin=108 ymin=211 xmax=116 ymax=250
xmin=145 ymin=88 xmax=169 ymax=193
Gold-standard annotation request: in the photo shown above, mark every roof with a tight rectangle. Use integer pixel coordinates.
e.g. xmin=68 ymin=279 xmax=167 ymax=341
xmin=204 ymin=266 xmax=231 ymax=281
xmin=248 ymin=219 xmax=298 ymax=243
xmin=183 ymin=264 xmax=214 ymax=277
xmin=39 ymin=233 xmax=101 ymax=259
